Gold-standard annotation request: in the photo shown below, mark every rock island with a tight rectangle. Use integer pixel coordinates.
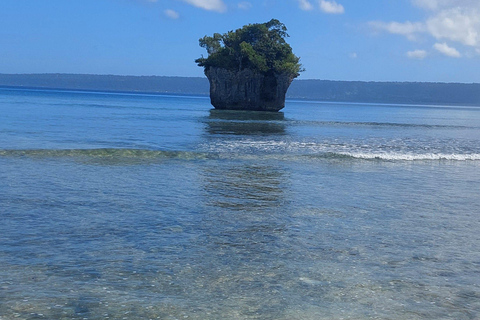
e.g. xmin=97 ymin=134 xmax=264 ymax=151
xmin=196 ymin=19 xmax=303 ymax=112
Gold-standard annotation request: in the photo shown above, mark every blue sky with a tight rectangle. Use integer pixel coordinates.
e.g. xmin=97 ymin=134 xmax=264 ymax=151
xmin=1 ymin=0 xmax=479 ymax=82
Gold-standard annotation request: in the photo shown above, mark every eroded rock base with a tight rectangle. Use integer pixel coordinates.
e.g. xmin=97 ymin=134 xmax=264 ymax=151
xmin=205 ymin=67 xmax=293 ymax=112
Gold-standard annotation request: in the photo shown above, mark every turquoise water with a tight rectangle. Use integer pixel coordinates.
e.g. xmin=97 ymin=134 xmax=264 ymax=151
xmin=1 ymin=87 xmax=480 ymax=319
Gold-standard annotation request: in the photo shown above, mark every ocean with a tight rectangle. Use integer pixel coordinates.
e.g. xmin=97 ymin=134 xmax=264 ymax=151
xmin=1 ymin=87 xmax=479 ymax=319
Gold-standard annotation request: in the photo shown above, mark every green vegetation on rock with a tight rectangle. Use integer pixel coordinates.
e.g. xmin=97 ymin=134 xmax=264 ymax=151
xmin=195 ymin=19 xmax=304 ymax=79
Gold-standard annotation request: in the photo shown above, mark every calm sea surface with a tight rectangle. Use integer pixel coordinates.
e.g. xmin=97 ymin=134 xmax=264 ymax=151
xmin=1 ymin=87 xmax=480 ymax=319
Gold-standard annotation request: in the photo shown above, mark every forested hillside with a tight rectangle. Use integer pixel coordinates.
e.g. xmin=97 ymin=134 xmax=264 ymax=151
xmin=1 ymin=74 xmax=479 ymax=106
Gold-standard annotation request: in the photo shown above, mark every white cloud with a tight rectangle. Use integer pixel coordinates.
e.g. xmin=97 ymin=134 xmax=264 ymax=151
xmin=412 ymin=0 xmax=479 ymax=11
xmin=434 ymin=42 xmax=461 ymax=57
xmin=319 ymin=0 xmax=344 ymax=14
xmin=369 ymin=21 xmax=424 ymax=41
xmin=369 ymin=1 xmax=480 ymax=58
xmin=164 ymin=9 xmax=180 ymax=19
xmin=349 ymin=52 xmax=357 ymax=59
xmin=407 ymin=49 xmax=428 ymax=59
xmin=181 ymin=0 xmax=227 ymax=13
xmin=237 ymin=1 xmax=252 ymax=10
xmin=297 ymin=0 xmax=314 ymax=11
xmin=426 ymin=7 xmax=480 ymax=47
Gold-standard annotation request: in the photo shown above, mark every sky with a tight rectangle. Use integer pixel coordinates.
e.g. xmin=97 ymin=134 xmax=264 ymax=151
xmin=1 ymin=0 xmax=480 ymax=83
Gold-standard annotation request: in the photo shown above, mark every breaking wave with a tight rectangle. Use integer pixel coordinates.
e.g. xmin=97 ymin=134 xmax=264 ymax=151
xmin=309 ymin=152 xmax=480 ymax=161
xmin=1 ymin=148 xmax=479 ymax=163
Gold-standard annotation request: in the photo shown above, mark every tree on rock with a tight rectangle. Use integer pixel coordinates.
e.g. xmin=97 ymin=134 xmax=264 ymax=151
xmin=196 ymin=19 xmax=304 ymax=112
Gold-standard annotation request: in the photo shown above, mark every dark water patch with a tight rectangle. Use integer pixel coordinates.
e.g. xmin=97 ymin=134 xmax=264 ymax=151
xmin=0 ymin=148 xmax=211 ymax=165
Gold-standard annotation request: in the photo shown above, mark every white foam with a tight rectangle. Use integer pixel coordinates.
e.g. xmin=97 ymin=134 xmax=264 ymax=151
xmin=200 ymin=139 xmax=480 ymax=161
xmin=339 ymin=152 xmax=480 ymax=161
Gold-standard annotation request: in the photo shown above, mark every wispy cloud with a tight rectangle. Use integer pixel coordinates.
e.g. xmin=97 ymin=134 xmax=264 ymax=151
xmin=411 ymin=0 xmax=442 ymax=10
xmin=407 ymin=49 xmax=428 ymax=59
xmin=237 ymin=1 xmax=252 ymax=10
xmin=181 ymin=0 xmax=227 ymax=13
xmin=369 ymin=1 xmax=480 ymax=58
xmin=164 ymin=9 xmax=180 ymax=19
xmin=411 ymin=0 xmax=477 ymax=11
xmin=319 ymin=0 xmax=344 ymax=14
xmin=434 ymin=42 xmax=461 ymax=57
xmin=369 ymin=21 xmax=424 ymax=41
xmin=297 ymin=0 xmax=314 ymax=11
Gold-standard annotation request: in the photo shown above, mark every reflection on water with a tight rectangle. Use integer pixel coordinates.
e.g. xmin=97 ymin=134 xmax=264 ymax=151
xmin=188 ymin=162 xmax=292 ymax=319
xmin=209 ymin=110 xmax=285 ymax=121
xmin=191 ymin=111 xmax=296 ymax=318
xmin=205 ymin=109 xmax=286 ymax=135
xmin=202 ymin=163 xmax=286 ymax=211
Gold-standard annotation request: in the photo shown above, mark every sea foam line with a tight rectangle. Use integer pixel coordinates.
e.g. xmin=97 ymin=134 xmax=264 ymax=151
xmin=335 ymin=152 xmax=480 ymax=161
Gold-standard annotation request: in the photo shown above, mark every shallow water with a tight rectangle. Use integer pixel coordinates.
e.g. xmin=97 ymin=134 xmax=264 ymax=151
xmin=1 ymin=88 xmax=480 ymax=319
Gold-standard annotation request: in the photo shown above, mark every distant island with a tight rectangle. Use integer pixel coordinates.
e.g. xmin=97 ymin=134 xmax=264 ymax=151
xmin=1 ymin=73 xmax=480 ymax=107
xmin=196 ymin=19 xmax=303 ymax=112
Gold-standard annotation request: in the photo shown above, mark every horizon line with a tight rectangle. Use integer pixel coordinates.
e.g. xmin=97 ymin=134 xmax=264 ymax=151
xmin=1 ymin=73 xmax=478 ymax=85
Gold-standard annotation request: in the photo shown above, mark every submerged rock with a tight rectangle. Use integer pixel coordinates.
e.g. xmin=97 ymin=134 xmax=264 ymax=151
xmin=205 ymin=67 xmax=294 ymax=112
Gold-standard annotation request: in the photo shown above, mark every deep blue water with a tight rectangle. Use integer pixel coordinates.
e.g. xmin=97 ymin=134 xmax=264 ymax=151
xmin=1 ymin=87 xmax=480 ymax=319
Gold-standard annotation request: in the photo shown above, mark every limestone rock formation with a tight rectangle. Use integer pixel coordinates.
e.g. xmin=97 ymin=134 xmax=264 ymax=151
xmin=205 ymin=67 xmax=294 ymax=112
xmin=196 ymin=19 xmax=303 ymax=112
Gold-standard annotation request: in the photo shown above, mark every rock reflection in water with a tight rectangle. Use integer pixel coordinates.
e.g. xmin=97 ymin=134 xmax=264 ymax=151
xmin=196 ymin=147 xmax=293 ymax=318
xmin=202 ymin=163 xmax=286 ymax=211
xmin=205 ymin=109 xmax=286 ymax=135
